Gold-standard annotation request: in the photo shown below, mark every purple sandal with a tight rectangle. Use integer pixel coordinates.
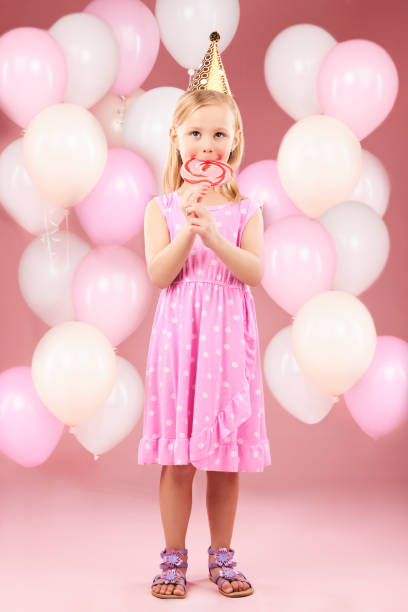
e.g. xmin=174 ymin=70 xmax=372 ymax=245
xmin=151 ymin=548 xmax=188 ymax=599
xmin=208 ymin=545 xmax=254 ymax=597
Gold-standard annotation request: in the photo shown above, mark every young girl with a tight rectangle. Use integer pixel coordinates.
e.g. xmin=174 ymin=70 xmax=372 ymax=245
xmin=137 ymin=36 xmax=271 ymax=599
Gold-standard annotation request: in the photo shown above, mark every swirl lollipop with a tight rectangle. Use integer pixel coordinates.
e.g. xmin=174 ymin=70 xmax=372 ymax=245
xmin=180 ymin=158 xmax=233 ymax=186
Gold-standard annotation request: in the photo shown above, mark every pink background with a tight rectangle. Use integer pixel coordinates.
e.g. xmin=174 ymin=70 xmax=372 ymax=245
xmin=1 ymin=1 xmax=407 ymax=610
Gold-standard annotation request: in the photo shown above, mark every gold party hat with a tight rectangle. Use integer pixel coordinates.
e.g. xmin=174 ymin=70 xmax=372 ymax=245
xmin=187 ymin=32 xmax=233 ymax=97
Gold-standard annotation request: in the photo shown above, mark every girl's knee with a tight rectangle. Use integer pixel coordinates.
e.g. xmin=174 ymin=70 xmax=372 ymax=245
xmin=163 ymin=463 xmax=197 ymax=480
xmin=206 ymin=470 xmax=239 ymax=480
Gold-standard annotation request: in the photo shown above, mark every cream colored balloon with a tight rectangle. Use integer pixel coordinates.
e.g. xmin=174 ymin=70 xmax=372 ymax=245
xmin=291 ymin=290 xmax=377 ymax=395
xmin=32 ymin=321 xmax=117 ymax=425
xmin=22 ymin=103 xmax=107 ymax=209
xmin=277 ymin=115 xmax=362 ymax=217
xmin=90 ymin=89 xmax=144 ymax=147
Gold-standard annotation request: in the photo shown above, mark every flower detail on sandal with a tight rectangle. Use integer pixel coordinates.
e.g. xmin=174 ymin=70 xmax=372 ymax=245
xmin=213 ymin=547 xmax=235 ymax=566
xmin=160 ymin=550 xmax=185 ymax=568
xmin=160 ymin=568 xmax=184 ymax=584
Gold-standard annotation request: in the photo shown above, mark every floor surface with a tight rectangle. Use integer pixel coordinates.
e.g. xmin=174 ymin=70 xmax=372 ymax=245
xmin=1 ymin=474 xmax=406 ymax=612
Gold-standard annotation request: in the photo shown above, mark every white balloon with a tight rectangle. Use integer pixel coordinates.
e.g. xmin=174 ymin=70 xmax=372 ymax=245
xmin=319 ymin=201 xmax=390 ymax=295
xmin=49 ymin=13 xmax=119 ymax=108
xmin=155 ymin=0 xmax=239 ymax=69
xmin=122 ymin=87 xmax=184 ymax=193
xmin=0 ymin=138 xmax=65 ymax=235
xmin=72 ymin=355 xmax=144 ymax=456
xmin=18 ymin=230 xmax=91 ymax=326
xmin=349 ymin=149 xmax=390 ymax=217
xmin=264 ymin=24 xmax=337 ymax=120
xmin=263 ymin=326 xmax=335 ymax=423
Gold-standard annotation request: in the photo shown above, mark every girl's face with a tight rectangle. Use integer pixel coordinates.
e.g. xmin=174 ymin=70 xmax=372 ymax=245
xmin=170 ymin=104 xmax=240 ymax=164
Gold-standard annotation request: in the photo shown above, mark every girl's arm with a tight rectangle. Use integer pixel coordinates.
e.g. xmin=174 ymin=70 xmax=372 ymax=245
xmin=211 ymin=209 xmax=264 ymax=286
xmin=145 ymin=198 xmax=195 ymax=289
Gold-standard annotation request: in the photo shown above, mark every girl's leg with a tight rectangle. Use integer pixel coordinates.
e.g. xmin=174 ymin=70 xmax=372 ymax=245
xmin=206 ymin=471 xmax=249 ymax=593
xmin=152 ymin=463 xmax=197 ymax=596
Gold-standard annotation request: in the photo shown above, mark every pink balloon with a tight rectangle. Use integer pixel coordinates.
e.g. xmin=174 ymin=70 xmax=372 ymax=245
xmin=0 ymin=27 xmax=68 ymax=128
xmin=75 ymin=148 xmax=155 ymax=245
xmin=344 ymin=336 xmax=408 ymax=439
xmin=317 ymin=39 xmax=399 ymax=140
xmin=72 ymin=246 xmax=152 ymax=346
xmin=262 ymin=216 xmax=337 ymax=315
xmin=84 ymin=0 xmax=160 ymax=95
xmin=237 ymin=159 xmax=305 ymax=228
xmin=0 ymin=366 xmax=64 ymax=467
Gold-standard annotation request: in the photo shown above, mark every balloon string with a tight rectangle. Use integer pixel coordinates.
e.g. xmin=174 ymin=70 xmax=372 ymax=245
xmin=40 ymin=206 xmax=60 ymax=262
xmin=116 ymin=95 xmax=127 ymax=128
xmin=64 ymin=209 xmax=70 ymax=270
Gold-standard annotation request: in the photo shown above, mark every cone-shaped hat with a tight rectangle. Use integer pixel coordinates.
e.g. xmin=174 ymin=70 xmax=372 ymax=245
xmin=187 ymin=32 xmax=232 ymax=96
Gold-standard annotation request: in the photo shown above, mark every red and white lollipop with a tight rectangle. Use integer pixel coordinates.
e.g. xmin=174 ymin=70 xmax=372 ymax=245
xmin=180 ymin=158 xmax=234 ymax=186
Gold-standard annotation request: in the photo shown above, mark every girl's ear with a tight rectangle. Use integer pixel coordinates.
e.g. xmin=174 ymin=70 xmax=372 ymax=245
xmin=169 ymin=126 xmax=178 ymax=148
xmin=232 ymin=129 xmax=241 ymax=150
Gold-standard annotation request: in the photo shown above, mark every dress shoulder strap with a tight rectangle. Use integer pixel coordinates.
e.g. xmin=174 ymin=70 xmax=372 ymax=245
xmin=152 ymin=192 xmax=175 ymax=219
xmin=237 ymin=198 xmax=264 ymax=244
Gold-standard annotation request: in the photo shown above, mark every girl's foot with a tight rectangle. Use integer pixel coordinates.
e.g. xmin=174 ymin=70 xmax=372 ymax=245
xmin=151 ymin=550 xmax=188 ymax=597
xmin=208 ymin=549 xmax=251 ymax=594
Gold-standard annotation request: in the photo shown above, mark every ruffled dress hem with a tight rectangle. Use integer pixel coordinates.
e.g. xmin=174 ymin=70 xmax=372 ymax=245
xmin=137 ymin=435 xmax=271 ymax=472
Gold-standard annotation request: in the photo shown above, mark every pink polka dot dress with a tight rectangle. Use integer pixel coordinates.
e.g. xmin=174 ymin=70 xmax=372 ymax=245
xmin=137 ymin=190 xmax=271 ymax=472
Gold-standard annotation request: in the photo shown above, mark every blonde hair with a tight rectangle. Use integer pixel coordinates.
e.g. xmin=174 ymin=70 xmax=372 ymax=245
xmin=162 ymin=90 xmax=245 ymax=202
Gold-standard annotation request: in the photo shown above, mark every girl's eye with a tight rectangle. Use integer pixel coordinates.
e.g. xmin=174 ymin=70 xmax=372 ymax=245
xmin=189 ymin=131 xmax=225 ymax=138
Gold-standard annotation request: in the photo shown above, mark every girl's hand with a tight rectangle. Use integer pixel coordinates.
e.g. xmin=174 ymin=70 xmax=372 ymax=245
xmin=185 ymin=201 xmax=221 ymax=250
xmin=179 ymin=182 xmax=211 ymax=221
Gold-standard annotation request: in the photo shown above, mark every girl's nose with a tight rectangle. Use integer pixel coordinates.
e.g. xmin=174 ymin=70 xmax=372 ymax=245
xmin=201 ymin=138 xmax=213 ymax=151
